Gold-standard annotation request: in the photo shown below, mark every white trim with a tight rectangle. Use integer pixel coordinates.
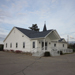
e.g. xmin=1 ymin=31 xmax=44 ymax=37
xmin=31 ymin=30 xmax=53 ymax=39
xmin=44 ymin=39 xmax=45 ymax=52
xmin=51 ymin=41 xmax=67 ymax=43
xmin=3 ymin=27 xmax=15 ymax=42
xmin=45 ymin=30 xmax=53 ymax=38
xmin=3 ymin=27 xmax=30 ymax=42
xmin=53 ymin=30 xmax=60 ymax=39
xmin=16 ymin=28 xmax=30 ymax=39
xmin=45 ymin=30 xmax=60 ymax=39
xmin=30 ymin=37 xmax=45 ymax=40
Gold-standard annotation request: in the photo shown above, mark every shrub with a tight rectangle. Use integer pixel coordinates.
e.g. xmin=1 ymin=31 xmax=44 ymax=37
xmin=2 ymin=49 xmax=6 ymax=51
xmin=73 ymin=49 xmax=75 ymax=52
xmin=15 ymin=50 xmax=22 ymax=53
xmin=0 ymin=44 xmax=4 ymax=51
xmin=44 ymin=52 xmax=50 ymax=57
xmin=3 ymin=50 xmax=5 ymax=51
xmin=60 ymin=51 xmax=63 ymax=55
xmin=10 ymin=50 xmax=14 ymax=52
xmin=7 ymin=50 xmax=9 ymax=52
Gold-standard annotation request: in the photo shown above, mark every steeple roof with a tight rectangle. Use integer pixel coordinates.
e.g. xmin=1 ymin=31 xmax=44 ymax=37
xmin=43 ymin=21 xmax=47 ymax=31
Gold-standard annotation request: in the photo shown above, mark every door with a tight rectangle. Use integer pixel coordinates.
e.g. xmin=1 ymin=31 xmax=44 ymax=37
xmin=42 ymin=42 xmax=44 ymax=50
xmin=41 ymin=42 xmax=48 ymax=50
xmin=45 ymin=42 xmax=47 ymax=50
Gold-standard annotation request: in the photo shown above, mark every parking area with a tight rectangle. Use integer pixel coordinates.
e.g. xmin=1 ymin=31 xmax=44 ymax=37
xmin=0 ymin=51 xmax=75 ymax=75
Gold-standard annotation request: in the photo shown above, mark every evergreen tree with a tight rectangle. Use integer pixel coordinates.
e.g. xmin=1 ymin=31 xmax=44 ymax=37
xmin=29 ymin=24 xmax=40 ymax=31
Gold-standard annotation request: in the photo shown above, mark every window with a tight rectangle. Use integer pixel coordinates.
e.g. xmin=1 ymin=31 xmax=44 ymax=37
xmin=23 ymin=42 xmax=25 ymax=48
xmin=54 ymin=44 xmax=56 ymax=47
xmin=63 ymin=44 xmax=64 ymax=47
xmin=22 ymin=35 xmax=24 ymax=37
xmin=6 ymin=43 xmax=7 ymax=48
xmin=10 ymin=43 xmax=12 ymax=48
xmin=33 ymin=42 xmax=35 ymax=48
xmin=49 ymin=42 xmax=51 ymax=44
xmin=16 ymin=43 xmax=18 ymax=48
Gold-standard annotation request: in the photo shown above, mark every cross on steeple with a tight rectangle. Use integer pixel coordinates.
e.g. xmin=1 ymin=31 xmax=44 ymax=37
xmin=43 ymin=21 xmax=47 ymax=31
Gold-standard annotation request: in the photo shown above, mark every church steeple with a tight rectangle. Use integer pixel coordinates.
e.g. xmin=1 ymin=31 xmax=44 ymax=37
xmin=43 ymin=21 xmax=47 ymax=31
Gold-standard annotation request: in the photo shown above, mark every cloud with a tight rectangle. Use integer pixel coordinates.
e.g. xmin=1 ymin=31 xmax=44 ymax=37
xmin=70 ymin=36 xmax=75 ymax=39
xmin=11 ymin=0 xmax=28 ymax=11
xmin=0 ymin=28 xmax=8 ymax=35
xmin=17 ymin=13 xmax=27 ymax=16
xmin=6 ymin=0 xmax=10 ymax=1
xmin=0 ymin=0 xmax=75 ymax=43
xmin=0 ymin=8 xmax=12 ymax=23
xmin=0 ymin=27 xmax=8 ymax=44
xmin=52 ymin=0 xmax=56 ymax=3
xmin=1 ymin=4 xmax=8 ymax=8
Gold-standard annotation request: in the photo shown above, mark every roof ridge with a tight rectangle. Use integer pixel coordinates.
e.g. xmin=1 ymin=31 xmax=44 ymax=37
xmin=15 ymin=27 xmax=53 ymax=32
xmin=15 ymin=27 xmax=37 ymax=32
xmin=15 ymin=26 xmax=53 ymax=39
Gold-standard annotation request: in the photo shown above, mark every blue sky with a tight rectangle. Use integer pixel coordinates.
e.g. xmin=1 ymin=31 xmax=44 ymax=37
xmin=0 ymin=0 xmax=75 ymax=44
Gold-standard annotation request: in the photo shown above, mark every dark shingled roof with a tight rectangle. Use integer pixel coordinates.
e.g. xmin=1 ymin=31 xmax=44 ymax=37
xmin=58 ymin=38 xmax=64 ymax=42
xmin=16 ymin=27 xmax=52 ymax=38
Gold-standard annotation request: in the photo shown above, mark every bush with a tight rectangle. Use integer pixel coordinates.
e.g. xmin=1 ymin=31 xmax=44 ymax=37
xmin=15 ymin=50 xmax=22 ymax=53
xmin=0 ymin=44 xmax=4 ymax=51
xmin=7 ymin=50 xmax=9 ymax=52
xmin=73 ymin=49 xmax=75 ymax=52
xmin=2 ymin=49 xmax=5 ymax=51
xmin=60 ymin=51 xmax=63 ymax=55
xmin=10 ymin=50 xmax=14 ymax=52
xmin=44 ymin=52 xmax=50 ymax=57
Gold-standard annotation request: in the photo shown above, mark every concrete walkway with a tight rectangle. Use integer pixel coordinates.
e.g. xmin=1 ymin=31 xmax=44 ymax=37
xmin=0 ymin=51 xmax=75 ymax=75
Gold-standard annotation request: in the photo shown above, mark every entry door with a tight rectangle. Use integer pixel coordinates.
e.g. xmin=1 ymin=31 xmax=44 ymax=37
xmin=45 ymin=42 xmax=47 ymax=50
xmin=42 ymin=42 xmax=47 ymax=50
xmin=42 ymin=42 xmax=44 ymax=50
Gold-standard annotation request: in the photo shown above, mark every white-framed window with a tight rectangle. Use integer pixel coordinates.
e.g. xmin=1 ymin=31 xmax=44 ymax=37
xmin=54 ymin=44 xmax=56 ymax=47
xmin=6 ymin=43 xmax=7 ymax=48
xmin=23 ymin=42 xmax=25 ymax=48
xmin=33 ymin=42 xmax=35 ymax=48
xmin=16 ymin=43 xmax=18 ymax=48
xmin=10 ymin=43 xmax=12 ymax=48
xmin=63 ymin=44 xmax=64 ymax=47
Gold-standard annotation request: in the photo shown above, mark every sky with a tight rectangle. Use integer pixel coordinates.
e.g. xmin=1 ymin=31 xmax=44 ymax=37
xmin=0 ymin=0 xmax=75 ymax=44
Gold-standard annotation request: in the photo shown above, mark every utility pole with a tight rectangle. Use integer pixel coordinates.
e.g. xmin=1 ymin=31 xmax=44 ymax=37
xmin=67 ymin=35 xmax=69 ymax=47
xmin=67 ymin=35 xmax=69 ymax=43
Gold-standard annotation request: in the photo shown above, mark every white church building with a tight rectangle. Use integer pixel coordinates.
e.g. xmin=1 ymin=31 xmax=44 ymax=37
xmin=3 ymin=24 xmax=73 ymax=56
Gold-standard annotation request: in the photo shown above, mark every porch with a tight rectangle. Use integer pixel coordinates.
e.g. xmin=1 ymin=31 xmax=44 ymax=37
xmin=31 ymin=46 xmax=60 ymax=57
xmin=31 ymin=46 xmax=73 ymax=57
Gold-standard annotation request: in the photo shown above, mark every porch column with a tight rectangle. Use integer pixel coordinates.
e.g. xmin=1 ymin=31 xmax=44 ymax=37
xmin=57 ymin=40 xmax=59 ymax=51
xmin=44 ymin=39 xmax=45 ymax=52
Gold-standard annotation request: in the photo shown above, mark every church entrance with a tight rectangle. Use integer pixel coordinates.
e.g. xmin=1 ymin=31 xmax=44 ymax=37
xmin=42 ymin=42 xmax=47 ymax=50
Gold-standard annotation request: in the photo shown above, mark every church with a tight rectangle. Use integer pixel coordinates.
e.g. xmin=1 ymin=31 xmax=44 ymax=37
xmin=3 ymin=23 xmax=73 ymax=56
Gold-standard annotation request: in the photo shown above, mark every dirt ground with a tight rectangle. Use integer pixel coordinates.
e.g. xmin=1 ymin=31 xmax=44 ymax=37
xmin=0 ymin=51 xmax=75 ymax=75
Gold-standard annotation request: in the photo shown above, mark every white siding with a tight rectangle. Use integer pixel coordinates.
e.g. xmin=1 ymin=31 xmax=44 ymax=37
xmin=51 ymin=42 xmax=67 ymax=50
xmin=30 ymin=40 xmax=38 ymax=49
xmin=4 ymin=28 xmax=31 ymax=52
xmin=58 ymin=43 xmax=67 ymax=50
xmin=51 ymin=42 xmax=57 ymax=49
xmin=45 ymin=36 xmax=51 ymax=48
xmin=30 ymin=40 xmax=38 ymax=52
